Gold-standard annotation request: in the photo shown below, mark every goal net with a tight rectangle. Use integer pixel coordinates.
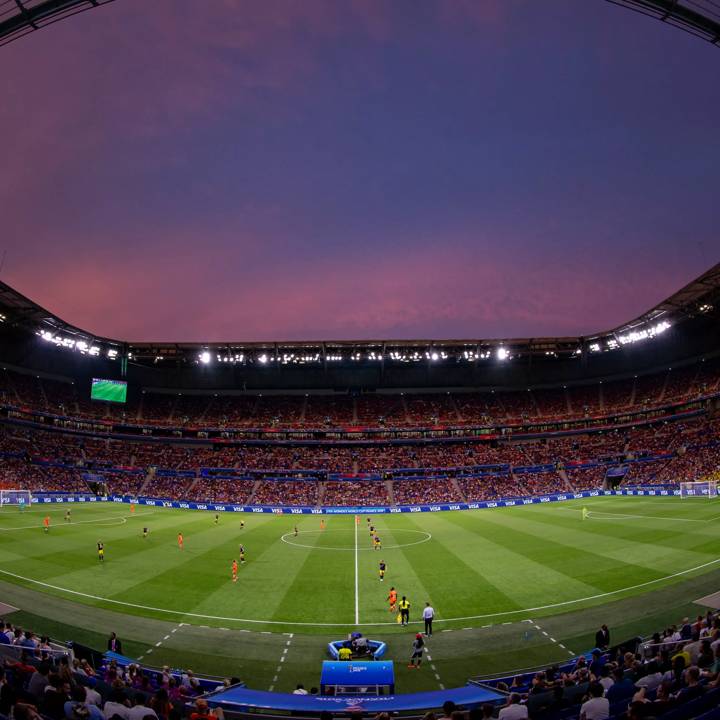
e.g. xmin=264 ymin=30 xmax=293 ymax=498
xmin=0 ymin=489 xmax=33 ymax=508
xmin=679 ymin=481 xmax=718 ymax=499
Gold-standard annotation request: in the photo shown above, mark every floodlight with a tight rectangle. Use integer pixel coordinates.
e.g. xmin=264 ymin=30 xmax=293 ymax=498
xmin=199 ymin=351 xmax=211 ymax=365
xmin=497 ymin=347 xmax=508 ymax=361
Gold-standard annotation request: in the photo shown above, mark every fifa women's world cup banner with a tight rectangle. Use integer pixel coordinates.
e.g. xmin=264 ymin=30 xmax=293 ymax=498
xmin=28 ymin=487 xmax=680 ymax=514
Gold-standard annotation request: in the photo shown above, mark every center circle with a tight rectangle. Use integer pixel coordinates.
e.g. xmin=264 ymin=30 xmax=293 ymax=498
xmin=280 ymin=527 xmax=432 ymax=551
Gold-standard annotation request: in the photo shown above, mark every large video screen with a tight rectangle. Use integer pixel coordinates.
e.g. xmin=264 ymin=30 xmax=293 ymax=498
xmin=90 ymin=378 xmax=127 ymax=404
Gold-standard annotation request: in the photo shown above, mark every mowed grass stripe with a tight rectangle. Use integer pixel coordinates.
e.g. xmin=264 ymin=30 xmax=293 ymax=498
xmin=270 ymin=515 xmax=356 ymax=624
xmin=434 ymin=511 xmax=603 ymax=610
xmin=36 ymin=509 xmax=243 ymax=594
xmin=0 ymin=509 xmax=163 ymax=581
xmin=191 ymin=516 xmax=327 ymax=624
xmin=385 ymin=514 xmax=528 ymax=619
xmin=533 ymin=499 xmax=720 ymax=552
xmin=541 ymin=500 xmax=720 ymax=544
xmin=111 ymin=517 xmax=281 ymax=615
xmin=357 ymin=517 xmax=436 ymax=626
xmin=460 ymin=507 xmax=673 ymax=594
xmin=493 ymin=504 xmax=720 ymax=574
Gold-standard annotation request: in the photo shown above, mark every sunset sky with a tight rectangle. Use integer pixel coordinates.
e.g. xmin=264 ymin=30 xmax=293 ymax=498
xmin=1 ymin=0 xmax=718 ymax=341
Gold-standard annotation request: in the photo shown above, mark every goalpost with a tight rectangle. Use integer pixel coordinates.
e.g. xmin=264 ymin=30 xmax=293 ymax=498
xmin=0 ymin=489 xmax=33 ymax=509
xmin=679 ymin=481 xmax=718 ymax=499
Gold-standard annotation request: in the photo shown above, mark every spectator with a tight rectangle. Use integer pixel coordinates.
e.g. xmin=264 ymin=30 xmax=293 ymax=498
xmin=673 ymin=666 xmax=704 ymax=703
xmin=579 ymin=682 xmax=609 ymax=720
xmin=28 ymin=661 xmax=51 ymax=699
xmin=597 ymin=666 xmax=613 ymax=693
xmin=128 ymin=694 xmax=157 ymax=720
xmin=498 ymin=693 xmax=528 ymax=720
xmin=103 ymin=690 xmax=131 ymax=720
xmin=439 ymin=701 xmax=457 ymax=720
xmin=188 ymin=698 xmax=223 ymax=720
xmin=606 ymin=668 xmax=634 ymax=702
xmin=63 ymin=686 xmax=105 ymax=720
xmin=635 ymin=660 xmax=662 ymax=692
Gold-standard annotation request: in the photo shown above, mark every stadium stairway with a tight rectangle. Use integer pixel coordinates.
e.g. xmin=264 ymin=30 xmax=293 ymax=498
xmin=247 ymin=479 xmax=262 ymax=504
xmin=137 ymin=467 xmax=156 ymax=496
xmin=317 ymin=480 xmax=327 ymax=505
xmin=185 ymin=474 xmax=200 ymax=498
xmin=557 ymin=468 xmax=575 ymax=492
xmin=450 ymin=477 xmax=465 ymax=502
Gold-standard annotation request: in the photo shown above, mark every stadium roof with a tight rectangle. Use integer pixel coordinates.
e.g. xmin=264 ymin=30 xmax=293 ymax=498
xmin=0 ymin=263 xmax=718 ymax=367
xmin=1 ymin=1 xmax=718 ymax=49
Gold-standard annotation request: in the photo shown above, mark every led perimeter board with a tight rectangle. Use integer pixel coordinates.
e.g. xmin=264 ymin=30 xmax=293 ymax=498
xmin=90 ymin=378 xmax=127 ymax=404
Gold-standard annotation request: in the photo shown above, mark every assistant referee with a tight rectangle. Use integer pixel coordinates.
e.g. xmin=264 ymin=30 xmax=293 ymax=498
xmin=399 ymin=596 xmax=410 ymax=626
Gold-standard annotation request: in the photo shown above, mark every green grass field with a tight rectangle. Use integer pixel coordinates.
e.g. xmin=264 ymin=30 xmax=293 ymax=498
xmin=1 ymin=496 xmax=720 ymax=692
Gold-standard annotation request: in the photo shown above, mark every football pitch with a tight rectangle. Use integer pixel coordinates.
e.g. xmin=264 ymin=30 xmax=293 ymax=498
xmin=2 ymin=496 xmax=720 ymax=692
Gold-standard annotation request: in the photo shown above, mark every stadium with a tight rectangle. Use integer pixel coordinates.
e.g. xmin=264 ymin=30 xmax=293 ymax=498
xmin=1 ymin=1 xmax=720 ymax=720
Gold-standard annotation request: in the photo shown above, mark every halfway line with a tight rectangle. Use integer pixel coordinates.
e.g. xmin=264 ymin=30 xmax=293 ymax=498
xmin=354 ymin=515 xmax=359 ymax=625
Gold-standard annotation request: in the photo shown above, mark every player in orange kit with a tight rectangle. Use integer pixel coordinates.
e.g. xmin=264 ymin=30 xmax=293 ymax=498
xmin=178 ymin=532 xmax=184 ymax=550
xmin=232 ymin=559 xmax=238 ymax=583
xmin=388 ymin=587 xmax=398 ymax=613
xmin=43 ymin=516 xmax=50 ymax=533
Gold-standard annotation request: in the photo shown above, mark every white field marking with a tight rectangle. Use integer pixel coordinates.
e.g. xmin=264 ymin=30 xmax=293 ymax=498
xmin=530 ymin=620 xmax=572 ymax=656
xmin=556 ymin=507 xmax=708 ymax=523
xmin=354 ymin=515 xmax=359 ymax=625
xmin=269 ymin=632 xmax=294 ymax=690
xmin=139 ymin=621 xmax=184 ymax=660
xmin=0 ymin=511 xmax=156 ymax=532
xmin=4 ymin=553 xmax=720 ymax=628
xmin=280 ymin=528 xmax=432 ymax=551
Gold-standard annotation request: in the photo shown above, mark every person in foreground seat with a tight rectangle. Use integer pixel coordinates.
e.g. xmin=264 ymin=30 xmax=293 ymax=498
xmin=497 ymin=693 xmax=528 ymax=720
xmin=579 ymin=681 xmax=609 ymax=720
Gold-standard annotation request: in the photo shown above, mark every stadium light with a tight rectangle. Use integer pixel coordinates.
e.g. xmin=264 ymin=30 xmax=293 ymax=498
xmin=497 ymin=347 xmax=508 ymax=361
xmin=199 ymin=351 xmax=211 ymax=365
xmin=258 ymin=354 xmax=268 ymax=364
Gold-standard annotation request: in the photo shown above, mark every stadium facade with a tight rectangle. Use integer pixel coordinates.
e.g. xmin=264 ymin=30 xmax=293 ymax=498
xmin=1 ymin=263 xmax=719 ymax=398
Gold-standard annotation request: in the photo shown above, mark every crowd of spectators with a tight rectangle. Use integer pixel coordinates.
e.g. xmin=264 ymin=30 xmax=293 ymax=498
xmin=2 ymin=408 xmax=719 ymax=503
xmin=3 ymin=361 xmax=719 ymax=432
xmin=251 ymin=481 xmax=319 ymax=506
xmin=0 ymin=624 xmax=215 ymax=720
xmin=484 ymin=612 xmax=720 ymax=719
xmin=393 ymin=479 xmax=463 ymax=505
xmin=322 ymin=481 xmax=390 ymax=506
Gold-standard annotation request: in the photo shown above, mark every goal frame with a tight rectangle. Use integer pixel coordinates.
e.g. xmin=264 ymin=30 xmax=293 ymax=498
xmin=0 ymin=489 xmax=33 ymax=508
xmin=679 ymin=481 xmax=718 ymax=499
